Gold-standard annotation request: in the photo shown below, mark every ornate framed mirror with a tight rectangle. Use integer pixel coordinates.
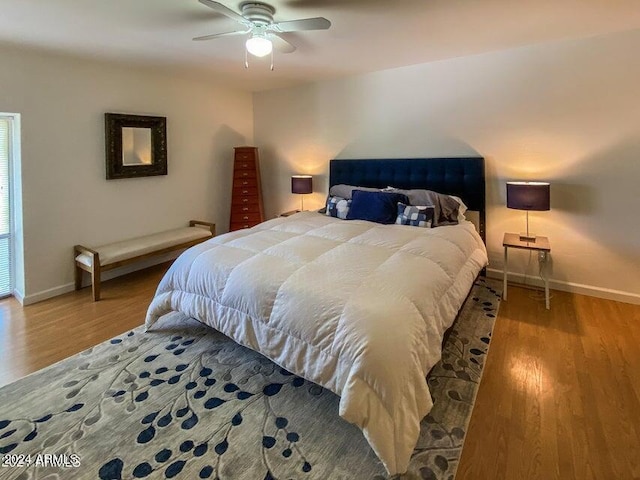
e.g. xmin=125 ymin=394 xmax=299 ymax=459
xmin=105 ymin=113 xmax=167 ymax=179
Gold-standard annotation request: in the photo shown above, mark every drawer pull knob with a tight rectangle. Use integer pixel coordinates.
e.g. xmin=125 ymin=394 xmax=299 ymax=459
xmin=243 ymin=216 xmax=249 ymax=220
xmin=243 ymin=199 xmax=248 ymax=203
xmin=242 ymin=190 xmax=248 ymax=194
xmin=243 ymin=207 xmax=249 ymax=211
xmin=242 ymin=181 xmax=248 ymax=185
xmin=242 ymin=173 xmax=248 ymax=176
xmin=242 ymin=163 xmax=248 ymax=168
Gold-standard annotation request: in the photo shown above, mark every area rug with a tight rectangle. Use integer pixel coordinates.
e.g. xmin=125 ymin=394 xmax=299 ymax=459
xmin=0 ymin=279 xmax=500 ymax=480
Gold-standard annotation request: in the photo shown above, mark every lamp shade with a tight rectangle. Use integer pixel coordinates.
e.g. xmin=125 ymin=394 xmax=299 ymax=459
xmin=291 ymin=175 xmax=313 ymax=194
xmin=506 ymin=182 xmax=550 ymax=211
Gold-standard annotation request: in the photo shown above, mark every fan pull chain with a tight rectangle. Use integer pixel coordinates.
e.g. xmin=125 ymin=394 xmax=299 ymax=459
xmin=244 ymin=49 xmax=249 ymax=69
xmin=270 ymin=49 xmax=274 ymax=71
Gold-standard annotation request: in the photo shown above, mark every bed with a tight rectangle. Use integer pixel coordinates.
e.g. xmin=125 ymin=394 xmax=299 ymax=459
xmin=145 ymin=157 xmax=488 ymax=476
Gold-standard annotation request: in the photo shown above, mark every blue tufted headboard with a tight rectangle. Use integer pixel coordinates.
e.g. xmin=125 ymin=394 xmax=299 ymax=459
xmin=329 ymin=157 xmax=486 ymax=243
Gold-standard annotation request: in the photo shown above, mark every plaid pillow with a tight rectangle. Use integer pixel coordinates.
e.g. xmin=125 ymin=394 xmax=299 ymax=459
xmin=326 ymin=196 xmax=352 ymax=219
xmin=395 ymin=203 xmax=435 ymax=228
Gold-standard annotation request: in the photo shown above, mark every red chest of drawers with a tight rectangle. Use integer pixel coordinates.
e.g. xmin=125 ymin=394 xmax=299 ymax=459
xmin=230 ymin=146 xmax=264 ymax=231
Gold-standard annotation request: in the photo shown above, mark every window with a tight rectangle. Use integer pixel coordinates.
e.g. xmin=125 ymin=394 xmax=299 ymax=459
xmin=0 ymin=116 xmax=13 ymax=297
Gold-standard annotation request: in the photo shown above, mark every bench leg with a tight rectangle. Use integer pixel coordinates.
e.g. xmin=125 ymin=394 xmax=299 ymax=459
xmin=74 ymin=263 xmax=83 ymax=291
xmin=91 ymin=264 xmax=101 ymax=301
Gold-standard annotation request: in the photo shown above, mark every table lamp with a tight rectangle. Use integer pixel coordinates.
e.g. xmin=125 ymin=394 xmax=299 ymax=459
xmin=291 ymin=175 xmax=313 ymax=211
xmin=506 ymin=181 xmax=550 ymax=242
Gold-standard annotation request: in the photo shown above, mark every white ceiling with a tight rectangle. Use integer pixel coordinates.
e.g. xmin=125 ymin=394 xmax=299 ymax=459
xmin=1 ymin=0 xmax=639 ymax=91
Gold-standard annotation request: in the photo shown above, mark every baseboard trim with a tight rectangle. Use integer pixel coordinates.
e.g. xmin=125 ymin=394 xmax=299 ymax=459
xmin=21 ymin=264 xmax=640 ymax=307
xmin=21 ymin=253 xmax=180 ymax=305
xmin=486 ymin=268 xmax=640 ymax=305
xmin=12 ymin=289 xmax=25 ymax=305
xmin=22 ymin=283 xmax=76 ymax=306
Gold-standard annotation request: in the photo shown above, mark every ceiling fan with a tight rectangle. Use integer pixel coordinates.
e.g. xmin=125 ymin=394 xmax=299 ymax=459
xmin=193 ymin=0 xmax=331 ymax=68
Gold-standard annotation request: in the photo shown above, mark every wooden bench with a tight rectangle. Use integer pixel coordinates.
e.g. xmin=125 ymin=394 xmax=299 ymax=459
xmin=74 ymin=220 xmax=215 ymax=301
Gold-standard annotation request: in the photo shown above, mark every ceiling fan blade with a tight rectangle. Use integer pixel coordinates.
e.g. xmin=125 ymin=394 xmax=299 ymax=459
xmin=193 ymin=30 xmax=249 ymax=41
xmin=270 ymin=34 xmax=297 ymax=53
xmin=198 ymin=0 xmax=249 ymax=25
xmin=270 ymin=17 xmax=331 ymax=33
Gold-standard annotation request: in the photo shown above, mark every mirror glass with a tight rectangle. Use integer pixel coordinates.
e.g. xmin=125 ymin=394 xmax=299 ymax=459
xmin=105 ymin=113 xmax=167 ymax=179
xmin=122 ymin=127 xmax=152 ymax=166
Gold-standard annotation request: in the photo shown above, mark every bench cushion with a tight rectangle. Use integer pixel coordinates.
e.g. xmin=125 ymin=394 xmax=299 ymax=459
xmin=75 ymin=227 xmax=213 ymax=268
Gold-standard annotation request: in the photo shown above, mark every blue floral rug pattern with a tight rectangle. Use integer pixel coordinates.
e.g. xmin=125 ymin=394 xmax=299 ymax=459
xmin=0 ymin=279 xmax=500 ymax=480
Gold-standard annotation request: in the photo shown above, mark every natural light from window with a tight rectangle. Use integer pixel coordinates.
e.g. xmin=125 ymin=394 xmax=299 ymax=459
xmin=0 ymin=117 xmax=12 ymax=297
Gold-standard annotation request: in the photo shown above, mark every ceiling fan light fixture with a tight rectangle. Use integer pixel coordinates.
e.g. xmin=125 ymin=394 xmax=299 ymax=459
xmin=246 ymin=34 xmax=273 ymax=57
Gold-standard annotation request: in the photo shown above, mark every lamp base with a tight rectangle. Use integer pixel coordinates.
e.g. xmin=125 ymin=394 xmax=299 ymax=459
xmin=519 ymin=233 xmax=537 ymax=242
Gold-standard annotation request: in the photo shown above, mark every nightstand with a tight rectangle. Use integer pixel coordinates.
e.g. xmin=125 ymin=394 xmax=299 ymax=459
xmin=279 ymin=210 xmax=300 ymax=217
xmin=503 ymin=233 xmax=551 ymax=309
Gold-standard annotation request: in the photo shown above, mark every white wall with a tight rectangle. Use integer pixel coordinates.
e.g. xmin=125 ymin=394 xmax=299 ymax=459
xmin=0 ymin=45 xmax=253 ymax=302
xmin=254 ymin=29 xmax=640 ymax=304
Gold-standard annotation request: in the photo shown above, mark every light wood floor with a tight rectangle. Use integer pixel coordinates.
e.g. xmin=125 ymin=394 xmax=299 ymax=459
xmin=1 ymin=265 xmax=639 ymax=479
xmin=458 ymin=284 xmax=640 ymax=480
xmin=0 ymin=264 xmax=165 ymax=387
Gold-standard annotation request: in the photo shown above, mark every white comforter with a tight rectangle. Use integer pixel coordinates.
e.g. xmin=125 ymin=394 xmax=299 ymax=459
xmin=145 ymin=211 xmax=488 ymax=475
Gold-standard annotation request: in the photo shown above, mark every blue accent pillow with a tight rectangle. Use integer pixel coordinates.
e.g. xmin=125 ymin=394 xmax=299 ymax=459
xmin=346 ymin=190 xmax=409 ymax=224
xmin=396 ymin=203 xmax=435 ymax=228
xmin=325 ymin=196 xmax=352 ymax=219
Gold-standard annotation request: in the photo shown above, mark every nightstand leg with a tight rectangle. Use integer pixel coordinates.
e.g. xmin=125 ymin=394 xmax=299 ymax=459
xmin=503 ymin=246 xmax=508 ymax=301
xmin=545 ymin=278 xmax=550 ymax=309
